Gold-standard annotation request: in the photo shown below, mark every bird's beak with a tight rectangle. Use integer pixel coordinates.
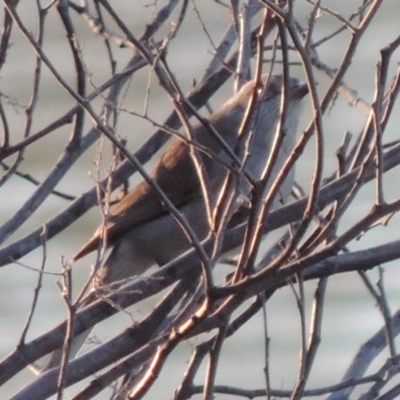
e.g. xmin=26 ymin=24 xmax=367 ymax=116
xmin=291 ymin=81 xmax=309 ymax=100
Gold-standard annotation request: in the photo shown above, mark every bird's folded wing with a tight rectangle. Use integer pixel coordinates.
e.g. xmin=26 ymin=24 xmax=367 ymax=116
xmin=73 ymin=140 xmax=201 ymax=260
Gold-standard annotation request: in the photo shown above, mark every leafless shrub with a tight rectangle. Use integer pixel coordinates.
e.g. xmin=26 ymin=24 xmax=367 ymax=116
xmin=1 ymin=1 xmax=400 ymax=399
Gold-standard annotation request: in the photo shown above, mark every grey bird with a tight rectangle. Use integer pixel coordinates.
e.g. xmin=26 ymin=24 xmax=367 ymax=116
xmin=43 ymin=74 xmax=308 ymax=370
xmin=74 ymin=74 xmax=308 ymax=285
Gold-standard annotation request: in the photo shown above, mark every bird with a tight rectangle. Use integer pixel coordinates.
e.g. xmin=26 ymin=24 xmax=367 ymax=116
xmin=74 ymin=74 xmax=308 ymax=287
xmin=42 ymin=74 xmax=308 ymax=370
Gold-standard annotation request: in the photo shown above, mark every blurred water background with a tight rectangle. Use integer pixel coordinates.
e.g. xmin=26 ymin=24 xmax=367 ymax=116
xmin=1 ymin=1 xmax=400 ymax=399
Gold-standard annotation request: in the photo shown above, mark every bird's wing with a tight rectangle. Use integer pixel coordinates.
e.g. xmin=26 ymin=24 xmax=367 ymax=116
xmin=73 ymin=139 xmax=202 ymax=260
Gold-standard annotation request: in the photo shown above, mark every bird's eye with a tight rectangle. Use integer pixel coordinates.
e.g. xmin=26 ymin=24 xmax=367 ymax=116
xmin=257 ymin=87 xmax=266 ymax=99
